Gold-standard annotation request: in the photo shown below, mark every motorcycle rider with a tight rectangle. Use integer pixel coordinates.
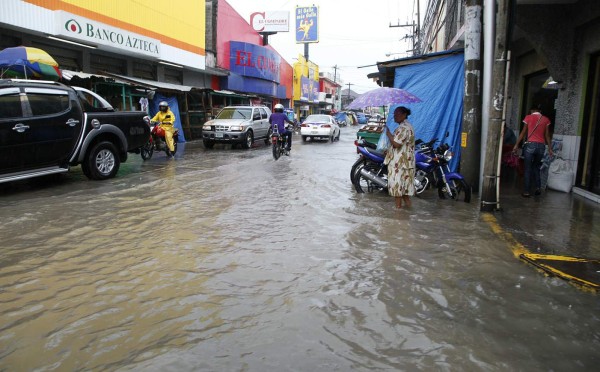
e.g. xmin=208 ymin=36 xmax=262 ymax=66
xmin=269 ymin=103 xmax=294 ymax=152
xmin=151 ymin=101 xmax=176 ymax=157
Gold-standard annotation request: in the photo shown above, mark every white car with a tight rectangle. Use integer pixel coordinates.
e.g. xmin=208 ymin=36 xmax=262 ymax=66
xmin=300 ymin=114 xmax=341 ymax=142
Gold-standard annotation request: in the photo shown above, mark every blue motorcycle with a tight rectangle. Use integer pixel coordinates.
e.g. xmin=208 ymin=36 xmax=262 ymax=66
xmin=351 ymin=136 xmax=471 ymax=202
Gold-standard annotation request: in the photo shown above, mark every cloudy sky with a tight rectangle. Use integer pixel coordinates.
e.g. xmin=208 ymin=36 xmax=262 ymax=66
xmin=225 ymin=0 xmax=422 ymax=93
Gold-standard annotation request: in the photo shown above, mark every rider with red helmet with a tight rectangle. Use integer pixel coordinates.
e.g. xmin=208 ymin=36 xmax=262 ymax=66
xmin=151 ymin=101 xmax=177 ymax=157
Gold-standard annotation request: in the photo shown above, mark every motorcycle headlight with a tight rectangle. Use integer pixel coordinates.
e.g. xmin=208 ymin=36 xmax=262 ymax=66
xmin=444 ymin=150 xmax=453 ymax=161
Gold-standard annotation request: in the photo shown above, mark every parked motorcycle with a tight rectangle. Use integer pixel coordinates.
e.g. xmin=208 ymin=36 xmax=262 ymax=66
xmin=351 ymin=135 xmax=471 ymax=202
xmin=141 ymin=118 xmax=179 ymax=160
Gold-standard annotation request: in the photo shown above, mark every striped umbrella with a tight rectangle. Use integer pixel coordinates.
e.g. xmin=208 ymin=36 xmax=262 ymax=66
xmin=0 ymin=46 xmax=62 ymax=81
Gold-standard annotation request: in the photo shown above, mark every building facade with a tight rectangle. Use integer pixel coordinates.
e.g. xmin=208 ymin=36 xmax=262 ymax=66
xmin=415 ymin=0 xmax=600 ymax=201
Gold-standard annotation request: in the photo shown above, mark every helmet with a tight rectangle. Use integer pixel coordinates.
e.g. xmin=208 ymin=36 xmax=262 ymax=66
xmin=274 ymin=103 xmax=284 ymax=112
xmin=159 ymin=101 xmax=169 ymax=107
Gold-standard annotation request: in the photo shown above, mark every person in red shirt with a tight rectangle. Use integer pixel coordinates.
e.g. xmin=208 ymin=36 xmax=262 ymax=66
xmin=512 ymin=105 xmax=554 ymax=197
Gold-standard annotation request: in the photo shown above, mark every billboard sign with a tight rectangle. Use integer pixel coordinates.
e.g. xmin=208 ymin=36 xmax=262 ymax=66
xmin=229 ymin=41 xmax=281 ymax=83
xmin=250 ymin=11 xmax=290 ymax=32
xmin=295 ymin=6 xmax=319 ymax=43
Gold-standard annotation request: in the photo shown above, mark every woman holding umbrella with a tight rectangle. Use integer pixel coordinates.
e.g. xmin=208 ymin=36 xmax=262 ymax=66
xmin=384 ymin=106 xmax=415 ymax=209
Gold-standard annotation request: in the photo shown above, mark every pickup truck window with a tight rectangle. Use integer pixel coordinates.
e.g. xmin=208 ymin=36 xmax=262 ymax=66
xmin=27 ymin=93 xmax=70 ymax=117
xmin=74 ymin=89 xmax=114 ymax=112
xmin=0 ymin=89 xmax=23 ymax=118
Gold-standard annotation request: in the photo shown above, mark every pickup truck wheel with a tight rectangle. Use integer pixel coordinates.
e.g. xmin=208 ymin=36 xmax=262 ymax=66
xmin=203 ymin=140 xmax=215 ymax=149
xmin=243 ymin=130 xmax=254 ymax=149
xmin=84 ymin=141 xmax=120 ymax=180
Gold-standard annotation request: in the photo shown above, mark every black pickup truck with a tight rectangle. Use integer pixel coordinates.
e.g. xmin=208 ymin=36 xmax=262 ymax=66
xmin=0 ymin=79 xmax=150 ymax=183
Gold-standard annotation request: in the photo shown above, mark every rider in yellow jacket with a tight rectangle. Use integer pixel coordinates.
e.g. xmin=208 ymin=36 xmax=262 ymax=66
xmin=151 ymin=101 xmax=176 ymax=157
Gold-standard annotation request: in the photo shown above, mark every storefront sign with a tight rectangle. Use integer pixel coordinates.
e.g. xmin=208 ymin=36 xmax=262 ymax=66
xmin=55 ymin=11 xmax=161 ymax=57
xmin=250 ymin=11 xmax=290 ymax=32
xmin=300 ymin=76 xmax=319 ymax=103
xmin=230 ymin=41 xmax=280 ymax=83
xmin=295 ymin=6 xmax=319 ymax=43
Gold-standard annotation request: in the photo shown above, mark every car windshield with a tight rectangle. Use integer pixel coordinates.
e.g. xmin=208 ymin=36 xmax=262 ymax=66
xmin=304 ymin=115 xmax=331 ymax=123
xmin=216 ymin=108 xmax=251 ymax=120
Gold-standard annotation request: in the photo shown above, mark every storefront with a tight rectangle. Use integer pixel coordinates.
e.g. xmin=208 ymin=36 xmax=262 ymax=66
xmin=0 ymin=0 xmax=220 ymax=140
xmin=293 ymin=55 xmax=320 ymax=120
xmin=215 ymin=0 xmax=293 ymax=109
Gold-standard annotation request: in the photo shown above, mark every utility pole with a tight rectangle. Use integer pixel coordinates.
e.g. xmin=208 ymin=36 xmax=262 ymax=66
xmin=390 ymin=22 xmax=416 ymax=53
xmin=332 ymin=65 xmax=339 ymax=110
xmin=346 ymin=82 xmax=353 ymax=109
xmin=461 ymin=0 xmax=483 ymax=193
xmin=481 ymin=0 xmax=510 ymax=212
xmin=390 ymin=0 xmax=420 ymax=54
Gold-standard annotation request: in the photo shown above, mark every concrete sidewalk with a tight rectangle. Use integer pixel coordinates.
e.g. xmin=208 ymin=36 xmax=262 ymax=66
xmin=491 ymin=179 xmax=600 ymax=259
xmin=483 ymin=174 xmax=600 ymax=290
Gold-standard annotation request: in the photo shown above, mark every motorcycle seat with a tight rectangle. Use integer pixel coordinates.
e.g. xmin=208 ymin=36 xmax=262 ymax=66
xmin=366 ymin=148 xmax=386 ymax=158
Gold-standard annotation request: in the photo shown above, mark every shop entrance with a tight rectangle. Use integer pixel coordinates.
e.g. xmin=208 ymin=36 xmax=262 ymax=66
xmin=577 ymin=54 xmax=600 ymax=194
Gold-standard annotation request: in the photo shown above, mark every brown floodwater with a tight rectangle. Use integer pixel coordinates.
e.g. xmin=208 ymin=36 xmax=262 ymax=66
xmin=1 ymin=130 xmax=598 ymax=371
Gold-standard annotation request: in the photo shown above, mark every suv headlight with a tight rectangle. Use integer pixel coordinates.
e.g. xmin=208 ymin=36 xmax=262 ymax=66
xmin=230 ymin=125 xmax=245 ymax=132
xmin=203 ymin=124 xmax=212 ymax=131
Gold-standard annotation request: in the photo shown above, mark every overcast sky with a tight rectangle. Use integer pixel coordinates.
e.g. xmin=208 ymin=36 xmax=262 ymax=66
xmin=225 ymin=0 xmax=423 ymax=94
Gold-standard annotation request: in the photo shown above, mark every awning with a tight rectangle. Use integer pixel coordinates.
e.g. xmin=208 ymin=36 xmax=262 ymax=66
xmin=205 ymin=66 xmax=230 ymax=77
xmin=61 ymin=69 xmax=132 ymax=85
xmin=103 ymin=72 xmax=195 ymax=92
xmin=211 ymin=89 xmax=253 ymax=98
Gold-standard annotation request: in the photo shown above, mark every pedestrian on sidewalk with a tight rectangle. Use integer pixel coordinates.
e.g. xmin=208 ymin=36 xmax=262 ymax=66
xmin=512 ymin=105 xmax=554 ymax=197
xmin=384 ymin=106 xmax=415 ymax=209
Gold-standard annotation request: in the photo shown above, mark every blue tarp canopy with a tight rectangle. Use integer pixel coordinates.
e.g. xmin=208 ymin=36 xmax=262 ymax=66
xmin=378 ymin=53 xmax=464 ymax=171
xmin=149 ymin=94 xmax=186 ymax=142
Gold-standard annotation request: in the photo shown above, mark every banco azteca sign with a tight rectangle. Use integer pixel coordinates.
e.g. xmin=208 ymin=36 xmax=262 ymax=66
xmin=55 ymin=11 xmax=161 ymax=58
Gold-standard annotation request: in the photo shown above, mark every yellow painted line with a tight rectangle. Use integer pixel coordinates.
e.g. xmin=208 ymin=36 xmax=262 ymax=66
xmin=481 ymin=213 xmax=529 ymax=258
xmin=483 ymin=213 xmax=599 ymax=292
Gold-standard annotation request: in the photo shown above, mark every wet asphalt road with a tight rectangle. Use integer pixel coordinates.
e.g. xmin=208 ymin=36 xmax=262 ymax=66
xmin=0 ymin=128 xmax=599 ymax=371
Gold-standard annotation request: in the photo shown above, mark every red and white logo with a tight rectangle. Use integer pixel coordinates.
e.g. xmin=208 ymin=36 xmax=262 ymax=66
xmin=64 ymin=19 xmax=82 ymax=34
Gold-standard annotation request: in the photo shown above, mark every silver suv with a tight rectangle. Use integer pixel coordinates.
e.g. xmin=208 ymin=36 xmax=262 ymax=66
xmin=202 ymin=106 xmax=272 ymax=149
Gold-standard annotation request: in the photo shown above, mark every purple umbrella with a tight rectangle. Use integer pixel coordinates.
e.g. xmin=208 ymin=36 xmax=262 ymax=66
xmin=346 ymin=87 xmax=421 ymax=110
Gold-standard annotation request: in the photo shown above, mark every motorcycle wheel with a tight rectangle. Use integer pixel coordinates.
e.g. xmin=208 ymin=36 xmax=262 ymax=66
xmin=350 ymin=157 xmax=363 ymax=184
xmin=272 ymin=142 xmax=281 ymax=160
xmin=354 ymin=163 xmax=386 ymax=193
xmin=438 ymin=178 xmax=472 ymax=202
xmin=140 ymin=139 xmax=153 ymax=160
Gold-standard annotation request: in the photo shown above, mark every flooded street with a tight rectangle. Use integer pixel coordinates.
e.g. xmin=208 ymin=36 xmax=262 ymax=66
xmin=1 ymin=129 xmax=599 ymax=371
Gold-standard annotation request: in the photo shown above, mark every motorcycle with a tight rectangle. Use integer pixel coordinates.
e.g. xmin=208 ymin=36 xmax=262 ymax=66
xmin=351 ymin=135 xmax=472 ymax=202
xmin=141 ymin=117 xmax=179 ymax=160
xmin=271 ymin=123 xmax=293 ymax=160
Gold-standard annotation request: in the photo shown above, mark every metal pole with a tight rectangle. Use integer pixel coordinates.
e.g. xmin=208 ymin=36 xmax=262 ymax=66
xmin=481 ymin=0 xmax=510 ymax=212
xmin=480 ymin=0 xmax=495 ymax=195
xmin=461 ymin=0 xmax=483 ymax=193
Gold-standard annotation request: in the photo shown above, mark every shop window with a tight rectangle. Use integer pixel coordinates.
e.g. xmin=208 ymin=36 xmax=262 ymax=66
xmin=164 ymin=68 xmax=182 ymax=85
xmin=133 ymin=61 xmax=156 ymax=80
xmin=91 ymin=53 xmax=126 ymax=75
